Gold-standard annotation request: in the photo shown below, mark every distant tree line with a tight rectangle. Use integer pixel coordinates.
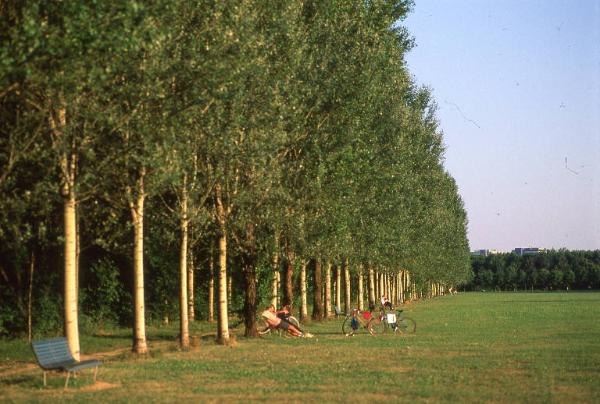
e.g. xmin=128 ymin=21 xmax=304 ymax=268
xmin=464 ymin=250 xmax=600 ymax=291
xmin=0 ymin=0 xmax=470 ymax=354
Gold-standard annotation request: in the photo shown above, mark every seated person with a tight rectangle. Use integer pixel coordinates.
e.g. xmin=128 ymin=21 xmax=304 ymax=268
xmin=261 ymin=305 xmax=313 ymax=338
xmin=276 ymin=304 xmax=291 ymax=321
xmin=380 ymin=295 xmax=393 ymax=310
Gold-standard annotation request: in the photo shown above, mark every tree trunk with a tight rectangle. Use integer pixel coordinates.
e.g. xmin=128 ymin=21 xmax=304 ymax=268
xmin=63 ymin=181 xmax=80 ymax=360
xmin=178 ymin=181 xmax=190 ymax=349
xmin=28 ymin=252 xmax=35 ymax=343
xmin=188 ymin=252 xmax=194 ymax=322
xmin=368 ymin=267 xmax=375 ymax=308
xmin=386 ymin=273 xmax=391 ymax=300
xmin=311 ymin=259 xmax=323 ymax=321
xmin=216 ymin=230 xmax=229 ymax=344
xmin=208 ymin=248 xmax=215 ymax=323
xmin=399 ymin=270 xmax=405 ymax=303
xmin=300 ymin=260 xmax=308 ymax=321
xmin=343 ymin=259 xmax=350 ymax=314
xmin=283 ymin=251 xmax=294 ymax=307
xmin=243 ymin=263 xmax=258 ymax=337
xmin=130 ymin=169 xmax=148 ymax=354
xmin=358 ymin=266 xmax=364 ymax=311
xmin=215 ymin=184 xmax=229 ymax=344
xmin=271 ymin=233 xmax=279 ymax=307
xmin=325 ymin=262 xmax=332 ymax=319
xmin=49 ymin=105 xmax=80 ymax=361
xmin=336 ymin=264 xmax=341 ymax=311
xmin=228 ymin=274 xmax=233 ymax=311
xmin=242 ymin=224 xmax=259 ymax=338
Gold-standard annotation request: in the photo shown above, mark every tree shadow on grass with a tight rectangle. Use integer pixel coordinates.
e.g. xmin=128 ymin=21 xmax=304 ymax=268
xmin=0 ymin=374 xmax=34 ymax=387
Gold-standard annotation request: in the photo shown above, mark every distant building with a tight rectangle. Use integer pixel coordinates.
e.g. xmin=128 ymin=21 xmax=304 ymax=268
xmin=513 ymin=247 xmax=545 ymax=256
xmin=471 ymin=249 xmax=500 ymax=257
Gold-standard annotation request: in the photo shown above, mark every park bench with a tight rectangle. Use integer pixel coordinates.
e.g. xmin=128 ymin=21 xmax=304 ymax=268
xmin=31 ymin=337 xmax=101 ymax=388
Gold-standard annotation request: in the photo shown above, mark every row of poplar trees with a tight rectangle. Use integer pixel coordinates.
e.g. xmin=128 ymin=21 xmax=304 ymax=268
xmin=0 ymin=0 xmax=471 ymax=358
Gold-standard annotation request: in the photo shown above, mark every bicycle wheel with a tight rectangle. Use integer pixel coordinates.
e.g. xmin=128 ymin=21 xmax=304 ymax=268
xmin=342 ymin=316 xmax=353 ymax=335
xmin=288 ymin=316 xmax=300 ymax=329
xmin=396 ymin=317 xmax=416 ymax=334
xmin=368 ymin=317 xmax=384 ymax=334
xmin=257 ymin=326 xmax=272 ymax=335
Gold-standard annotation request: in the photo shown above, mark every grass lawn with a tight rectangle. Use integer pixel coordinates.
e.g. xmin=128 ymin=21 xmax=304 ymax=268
xmin=1 ymin=292 xmax=599 ymax=402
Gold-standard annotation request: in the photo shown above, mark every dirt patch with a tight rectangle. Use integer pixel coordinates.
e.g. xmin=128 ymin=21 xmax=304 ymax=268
xmin=387 ymin=366 xmax=414 ymax=373
xmin=79 ymin=381 xmax=120 ymax=392
xmin=0 ymin=363 xmax=38 ymax=378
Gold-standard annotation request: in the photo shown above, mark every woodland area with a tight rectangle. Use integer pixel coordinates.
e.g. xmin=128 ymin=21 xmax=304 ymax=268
xmin=0 ymin=0 xmax=471 ymax=356
xmin=466 ymin=250 xmax=600 ymax=292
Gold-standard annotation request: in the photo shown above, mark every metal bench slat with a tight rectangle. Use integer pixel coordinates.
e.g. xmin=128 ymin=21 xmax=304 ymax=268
xmin=32 ymin=338 xmax=74 ymax=369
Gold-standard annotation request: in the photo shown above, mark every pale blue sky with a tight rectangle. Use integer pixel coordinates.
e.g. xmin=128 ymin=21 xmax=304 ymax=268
xmin=402 ymin=0 xmax=600 ymax=251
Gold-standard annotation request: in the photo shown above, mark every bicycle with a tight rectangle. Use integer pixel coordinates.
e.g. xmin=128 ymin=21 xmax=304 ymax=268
xmin=381 ymin=308 xmax=416 ymax=334
xmin=342 ymin=308 xmax=384 ymax=336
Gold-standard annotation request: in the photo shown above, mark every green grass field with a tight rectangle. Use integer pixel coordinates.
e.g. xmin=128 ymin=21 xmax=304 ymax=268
xmin=1 ymin=292 xmax=599 ymax=402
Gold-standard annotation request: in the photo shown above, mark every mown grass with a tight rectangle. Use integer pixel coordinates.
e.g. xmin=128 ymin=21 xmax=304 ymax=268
xmin=1 ymin=292 xmax=599 ymax=402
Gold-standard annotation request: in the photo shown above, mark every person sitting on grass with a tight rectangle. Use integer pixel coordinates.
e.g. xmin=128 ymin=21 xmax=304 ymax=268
xmin=380 ymin=295 xmax=393 ymax=311
xmin=276 ymin=304 xmax=292 ymax=321
xmin=261 ymin=305 xmax=313 ymax=338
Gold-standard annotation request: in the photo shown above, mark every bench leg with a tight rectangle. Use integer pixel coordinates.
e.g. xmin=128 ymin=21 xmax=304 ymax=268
xmin=43 ymin=371 xmax=47 ymax=387
xmin=64 ymin=371 xmax=71 ymax=389
xmin=93 ymin=366 xmax=98 ymax=383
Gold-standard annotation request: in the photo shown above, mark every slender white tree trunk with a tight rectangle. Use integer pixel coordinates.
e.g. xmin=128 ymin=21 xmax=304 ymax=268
xmin=217 ymin=230 xmax=229 ymax=343
xmin=188 ymin=252 xmax=194 ymax=322
xmin=63 ymin=188 xmax=80 ymax=360
xmin=335 ymin=264 xmax=341 ymax=310
xmin=368 ymin=267 xmax=375 ymax=308
xmin=179 ymin=180 xmax=189 ymax=348
xmin=215 ymin=184 xmax=229 ymax=344
xmin=300 ymin=260 xmax=308 ymax=321
xmin=271 ymin=234 xmax=279 ymax=307
xmin=343 ymin=260 xmax=350 ymax=314
xmin=325 ymin=262 xmax=332 ymax=318
xmin=130 ymin=169 xmax=147 ymax=354
xmin=208 ymin=249 xmax=214 ymax=323
xmin=358 ymin=267 xmax=364 ymax=311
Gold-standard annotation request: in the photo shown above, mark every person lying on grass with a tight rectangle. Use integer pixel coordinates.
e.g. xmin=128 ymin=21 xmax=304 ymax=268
xmin=261 ymin=305 xmax=313 ymax=338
